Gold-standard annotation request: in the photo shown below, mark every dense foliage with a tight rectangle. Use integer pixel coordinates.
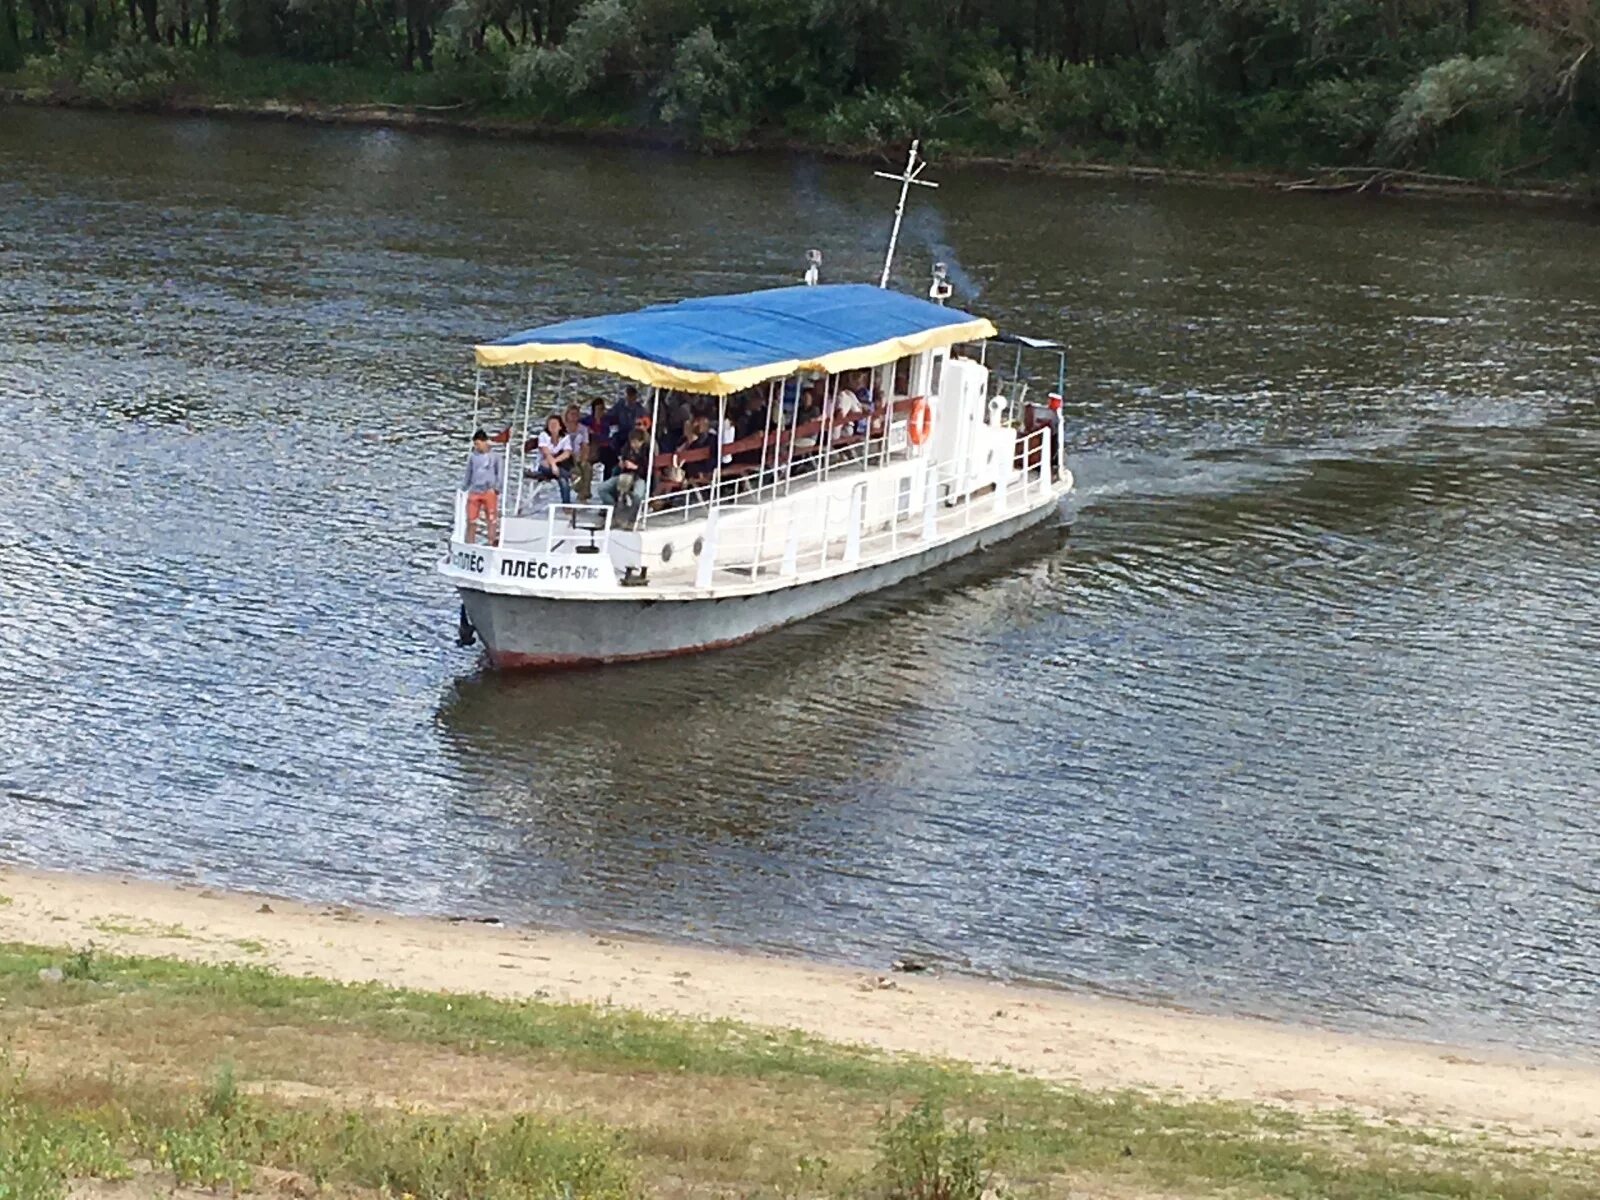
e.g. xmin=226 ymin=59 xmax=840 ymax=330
xmin=4 ymin=0 xmax=1597 ymax=178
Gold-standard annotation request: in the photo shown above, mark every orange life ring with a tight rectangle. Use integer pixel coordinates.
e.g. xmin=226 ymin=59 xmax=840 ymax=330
xmin=907 ymin=397 xmax=933 ymax=446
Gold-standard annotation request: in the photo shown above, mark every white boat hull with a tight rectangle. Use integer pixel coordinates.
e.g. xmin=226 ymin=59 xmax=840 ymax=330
xmin=460 ymin=487 xmax=1064 ymax=669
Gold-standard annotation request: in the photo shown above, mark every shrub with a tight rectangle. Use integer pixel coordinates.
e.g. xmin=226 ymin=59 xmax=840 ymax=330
xmin=507 ymin=0 xmax=638 ymax=99
xmin=874 ymin=1095 xmax=997 ymax=1200
xmin=202 ymin=1062 xmax=239 ymax=1120
xmin=61 ymin=944 xmax=98 ymax=982
xmin=1301 ymin=77 xmax=1396 ymax=159
xmin=820 ymin=84 xmax=937 ymax=148
xmin=1380 ymin=30 xmax=1552 ymax=163
xmin=69 ymin=43 xmax=191 ymax=106
xmin=654 ymin=24 xmax=749 ymax=146
xmin=1022 ymin=57 xmax=1182 ymax=154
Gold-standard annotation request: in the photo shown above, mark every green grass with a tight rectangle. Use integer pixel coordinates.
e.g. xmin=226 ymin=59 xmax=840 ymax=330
xmin=0 ymin=940 xmax=965 ymax=1091
xmin=0 ymin=942 xmax=1596 ymax=1199
xmin=1 ymin=1066 xmax=635 ymax=1200
xmin=89 ymin=917 xmax=195 ymax=940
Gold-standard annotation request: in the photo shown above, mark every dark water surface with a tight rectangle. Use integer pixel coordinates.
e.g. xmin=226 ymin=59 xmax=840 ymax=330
xmin=3 ymin=109 xmax=1598 ymax=1055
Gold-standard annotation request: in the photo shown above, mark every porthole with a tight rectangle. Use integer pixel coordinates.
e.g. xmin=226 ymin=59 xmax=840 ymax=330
xmin=693 ymin=536 xmax=705 ymax=556
xmin=661 ymin=542 xmax=674 ymax=563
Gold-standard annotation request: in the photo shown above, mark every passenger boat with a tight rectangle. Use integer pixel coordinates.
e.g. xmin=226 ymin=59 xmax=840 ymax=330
xmin=440 ymin=151 xmax=1074 ymax=669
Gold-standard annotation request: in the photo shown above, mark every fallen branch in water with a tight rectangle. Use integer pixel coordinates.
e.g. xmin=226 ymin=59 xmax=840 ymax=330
xmin=1277 ymin=164 xmax=1519 ymax=194
xmin=1499 ymin=153 xmax=1554 ymax=177
xmin=1309 ymin=165 xmax=1477 ymax=185
xmin=340 ymin=101 xmax=470 ymax=113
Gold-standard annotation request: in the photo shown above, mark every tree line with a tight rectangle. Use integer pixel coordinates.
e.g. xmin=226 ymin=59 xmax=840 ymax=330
xmin=4 ymin=0 xmax=1597 ymax=178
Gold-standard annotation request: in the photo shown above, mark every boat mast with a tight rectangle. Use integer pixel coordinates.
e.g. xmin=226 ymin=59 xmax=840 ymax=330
xmin=875 ymin=140 xmax=939 ymax=289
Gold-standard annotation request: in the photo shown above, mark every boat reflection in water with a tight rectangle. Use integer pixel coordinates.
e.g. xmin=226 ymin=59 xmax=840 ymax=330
xmin=429 ymin=521 xmax=1070 ymax=938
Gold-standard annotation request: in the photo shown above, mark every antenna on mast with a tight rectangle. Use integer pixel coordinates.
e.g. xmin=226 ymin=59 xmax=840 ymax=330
xmin=874 ymin=140 xmax=939 ymax=289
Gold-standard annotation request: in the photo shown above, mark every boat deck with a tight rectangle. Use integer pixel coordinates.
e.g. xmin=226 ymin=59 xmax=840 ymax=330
xmin=486 ymin=425 xmax=1059 ymax=597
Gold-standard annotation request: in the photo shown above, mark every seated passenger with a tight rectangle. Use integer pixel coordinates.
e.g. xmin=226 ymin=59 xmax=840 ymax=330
xmin=563 ymin=405 xmax=592 ymax=501
xmin=584 ymin=398 xmax=618 ymax=477
xmin=680 ymin=415 xmax=716 ymax=460
xmin=795 ymin=386 xmax=821 ymax=428
xmin=610 ymin=386 xmax=647 ymax=453
xmin=530 ymin=413 xmax=574 ymax=503
xmin=736 ymin=394 xmax=766 ymax=440
xmin=668 ymin=395 xmax=694 ymax=438
xmin=830 ymin=388 xmax=866 ymax=444
xmin=594 ymin=425 xmax=652 ymax=515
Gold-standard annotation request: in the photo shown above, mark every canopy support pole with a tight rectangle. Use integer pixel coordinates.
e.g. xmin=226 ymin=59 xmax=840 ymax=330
xmin=878 ymin=381 xmax=893 ymax=469
xmin=641 ymin=386 xmax=659 ymax=530
xmin=784 ymin=377 xmax=801 ymax=496
xmin=503 ymin=366 xmax=533 ymax=538
xmin=818 ymin=377 xmax=830 ymax=483
xmin=756 ymin=381 xmax=775 ymax=501
xmin=821 ymin=375 xmax=838 ymax=482
xmin=712 ymin=392 xmax=725 ymax=508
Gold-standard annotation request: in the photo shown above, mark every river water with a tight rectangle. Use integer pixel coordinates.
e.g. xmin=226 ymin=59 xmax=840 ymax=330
xmin=2 ymin=108 xmax=1597 ymax=1055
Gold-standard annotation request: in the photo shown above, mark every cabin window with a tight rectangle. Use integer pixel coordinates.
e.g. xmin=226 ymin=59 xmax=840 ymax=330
xmin=892 ymin=356 xmax=913 ymax=397
xmin=897 ymin=476 xmax=914 ymax=519
xmin=930 ymin=351 xmax=945 ymax=396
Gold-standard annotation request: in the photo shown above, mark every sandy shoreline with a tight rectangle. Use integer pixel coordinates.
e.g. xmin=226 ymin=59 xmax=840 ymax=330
xmin=2 ymin=864 xmax=1596 ymax=1144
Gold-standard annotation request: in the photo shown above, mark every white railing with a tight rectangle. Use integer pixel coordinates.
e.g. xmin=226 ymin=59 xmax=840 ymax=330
xmin=545 ymin=504 xmax=614 ymax=557
xmin=696 ymin=427 xmax=1054 ymax=586
xmin=492 ymin=502 xmax=614 ymax=558
xmin=645 ymin=409 xmax=916 ymax=525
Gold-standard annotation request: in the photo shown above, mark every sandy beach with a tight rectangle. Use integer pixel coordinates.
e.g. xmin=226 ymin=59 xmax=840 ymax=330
xmin=2 ymin=864 xmax=1596 ymax=1145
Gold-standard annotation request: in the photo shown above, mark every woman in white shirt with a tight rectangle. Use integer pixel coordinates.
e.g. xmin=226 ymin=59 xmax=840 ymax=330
xmin=531 ymin=413 xmax=575 ymax=504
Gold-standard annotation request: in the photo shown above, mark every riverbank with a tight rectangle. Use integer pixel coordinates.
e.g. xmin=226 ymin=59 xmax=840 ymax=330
xmin=1 ymin=87 xmax=1592 ymax=211
xmin=3 ymin=864 xmax=1598 ymax=1154
xmin=3 ymin=873 xmax=1599 ymax=1200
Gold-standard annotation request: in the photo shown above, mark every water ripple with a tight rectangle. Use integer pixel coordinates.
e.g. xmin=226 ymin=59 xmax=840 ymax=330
xmin=1 ymin=110 xmax=1598 ymax=1056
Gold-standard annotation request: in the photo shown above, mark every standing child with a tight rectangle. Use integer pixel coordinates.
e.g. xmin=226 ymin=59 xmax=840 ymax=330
xmin=461 ymin=429 xmax=503 ymax=545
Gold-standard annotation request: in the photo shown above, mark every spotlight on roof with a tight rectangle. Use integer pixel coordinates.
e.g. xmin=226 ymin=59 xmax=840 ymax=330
xmin=929 ymin=261 xmax=952 ymax=305
xmin=803 ymin=249 xmax=822 ymax=286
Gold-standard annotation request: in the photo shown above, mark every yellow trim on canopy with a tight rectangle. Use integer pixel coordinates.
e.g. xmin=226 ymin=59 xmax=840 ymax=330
xmin=473 ymin=317 xmax=998 ymax=395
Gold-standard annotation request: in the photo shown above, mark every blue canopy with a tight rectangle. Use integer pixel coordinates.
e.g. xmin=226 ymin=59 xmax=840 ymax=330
xmin=474 ymin=283 xmax=996 ymax=395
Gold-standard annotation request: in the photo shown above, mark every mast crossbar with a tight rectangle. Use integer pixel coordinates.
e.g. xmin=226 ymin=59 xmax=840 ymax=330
xmin=876 ymin=140 xmax=940 ymax=289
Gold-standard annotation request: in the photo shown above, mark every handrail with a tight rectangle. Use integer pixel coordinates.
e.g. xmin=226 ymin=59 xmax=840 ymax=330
xmin=643 ymin=396 xmax=924 ymax=522
xmin=701 ymin=425 xmax=1054 ymax=585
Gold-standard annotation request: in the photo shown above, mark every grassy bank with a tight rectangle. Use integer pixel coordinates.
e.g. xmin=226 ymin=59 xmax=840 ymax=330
xmin=1 ymin=941 xmax=1596 ymax=1200
xmin=5 ymin=0 xmax=1599 ymax=195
